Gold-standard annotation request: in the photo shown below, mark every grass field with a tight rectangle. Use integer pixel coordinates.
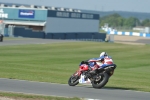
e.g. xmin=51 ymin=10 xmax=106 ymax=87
xmin=0 ymin=40 xmax=150 ymax=94
xmin=0 ymin=92 xmax=80 ymax=100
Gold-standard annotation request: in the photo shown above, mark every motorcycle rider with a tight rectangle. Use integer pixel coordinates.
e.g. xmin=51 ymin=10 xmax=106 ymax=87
xmin=80 ymin=52 xmax=113 ymax=74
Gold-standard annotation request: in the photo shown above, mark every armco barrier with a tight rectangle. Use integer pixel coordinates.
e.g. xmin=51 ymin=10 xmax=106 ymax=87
xmin=14 ymin=27 xmax=45 ymax=38
xmin=13 ymin=27 xmax=106 ymax=41
xmin=45 ymin=33 xmax=106 ymax=40
xmin=107 ymin=31 xmax=150 ymax=37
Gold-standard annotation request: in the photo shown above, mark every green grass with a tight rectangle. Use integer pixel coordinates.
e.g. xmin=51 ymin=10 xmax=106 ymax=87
xmin=99 ymin=29 xmax=106 ymax=33
xmin=0 ymin=41 xmax=150 ymax=93
xmin=3 ymin=37 xmax=31 ymax=40
xmin=0 ymin=92 xmax=80 ymax=100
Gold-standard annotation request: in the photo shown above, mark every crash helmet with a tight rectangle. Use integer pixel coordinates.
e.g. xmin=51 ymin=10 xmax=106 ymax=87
xmin=100 ymin=52 xmax=108 ymax=57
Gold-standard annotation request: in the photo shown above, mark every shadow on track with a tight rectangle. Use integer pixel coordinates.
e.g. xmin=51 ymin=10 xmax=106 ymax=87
xmin=73 ymin=84 xmax=140 ymax=91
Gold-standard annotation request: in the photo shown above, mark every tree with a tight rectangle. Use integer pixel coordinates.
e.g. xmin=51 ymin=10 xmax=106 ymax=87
xmin=141 ymin=19 xmax=150 ymax=26
xmin=100 ymin=13 xmax=140 ymax=28
xmin=123 ymin=17 xmax=139 ymax=27
xmin=100 ymin=13 xmax=124 ymax=28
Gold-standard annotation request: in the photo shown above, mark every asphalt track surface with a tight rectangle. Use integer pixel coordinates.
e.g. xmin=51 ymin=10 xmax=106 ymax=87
xmin=0 ymin=38 xmax=79 ymax=46
xmin=0 ymin=78 xmax=149 ymax=100
xmin=0 ymin=37 xmax=150 ymax=100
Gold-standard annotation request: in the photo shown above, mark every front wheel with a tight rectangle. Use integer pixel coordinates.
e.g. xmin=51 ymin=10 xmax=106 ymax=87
xmin=68 ymin=74 xmax=80 ymax=86
xmin=91 ymin=73 xmax=109 ymax=89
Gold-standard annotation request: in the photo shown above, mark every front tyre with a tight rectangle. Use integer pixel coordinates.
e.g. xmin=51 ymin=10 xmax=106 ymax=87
xmin=92 ymin=73 xmax=109 ymax=89
xmin=68 ymin=75 xmax=79 ymax=86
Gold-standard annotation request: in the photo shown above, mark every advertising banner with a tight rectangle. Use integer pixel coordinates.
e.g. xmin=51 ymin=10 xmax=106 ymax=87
xmin=18 ymin=9 xmax=35 ymax=18
xmin=0 ymin=9 xmax=8 ymax=18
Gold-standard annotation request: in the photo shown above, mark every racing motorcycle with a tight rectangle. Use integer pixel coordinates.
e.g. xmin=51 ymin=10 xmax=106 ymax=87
xmin=68 ymin=61 xmax=116 ymax=89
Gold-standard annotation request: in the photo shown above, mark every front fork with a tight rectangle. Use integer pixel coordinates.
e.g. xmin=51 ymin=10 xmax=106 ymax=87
xmin=73 ymin=70 xmax=82 ymax=77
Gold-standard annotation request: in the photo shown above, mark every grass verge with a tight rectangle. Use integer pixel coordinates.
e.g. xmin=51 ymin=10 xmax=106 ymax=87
xmin=0 ymin=92 xmax=80 ymax=100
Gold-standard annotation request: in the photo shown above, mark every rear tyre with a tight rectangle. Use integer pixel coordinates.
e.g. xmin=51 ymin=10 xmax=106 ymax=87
xmin=92 ymin=73 xmax=109 ymax=89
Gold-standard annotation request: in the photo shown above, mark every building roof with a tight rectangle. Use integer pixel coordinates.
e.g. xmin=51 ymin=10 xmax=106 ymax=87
xmin=0 ymin=2 xmax=81 ymax=12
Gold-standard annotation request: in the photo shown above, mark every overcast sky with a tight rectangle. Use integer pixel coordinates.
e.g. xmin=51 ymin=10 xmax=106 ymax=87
xmin=0 ymin=0 xmax=150 ymax=13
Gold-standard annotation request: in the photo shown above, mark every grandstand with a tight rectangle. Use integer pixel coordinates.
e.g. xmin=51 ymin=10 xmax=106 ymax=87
xmin=0 ymin=2 xmax=106 ymax=41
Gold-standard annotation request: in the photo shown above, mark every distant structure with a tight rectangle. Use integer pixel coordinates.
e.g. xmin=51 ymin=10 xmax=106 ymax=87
xmin=0 ymin=2 xmax=106 ymax=41
xmin=0 ymin=2 xmax=82 ymax=31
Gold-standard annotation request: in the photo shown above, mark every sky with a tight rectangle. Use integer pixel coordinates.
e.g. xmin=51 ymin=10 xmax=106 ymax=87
xmin=0 ymin=0 xmax=150 ymax=13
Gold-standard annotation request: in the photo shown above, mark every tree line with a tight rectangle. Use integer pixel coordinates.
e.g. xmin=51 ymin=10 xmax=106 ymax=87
xmin=100 ymin=13 xmax=150 ymax=28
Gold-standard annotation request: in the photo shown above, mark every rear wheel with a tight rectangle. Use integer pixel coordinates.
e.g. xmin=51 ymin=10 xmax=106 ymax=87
xmin=68 ymin=74 xmax=80 ymax=86
xmin=92 ymin=73 xmax=109 ymax=89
